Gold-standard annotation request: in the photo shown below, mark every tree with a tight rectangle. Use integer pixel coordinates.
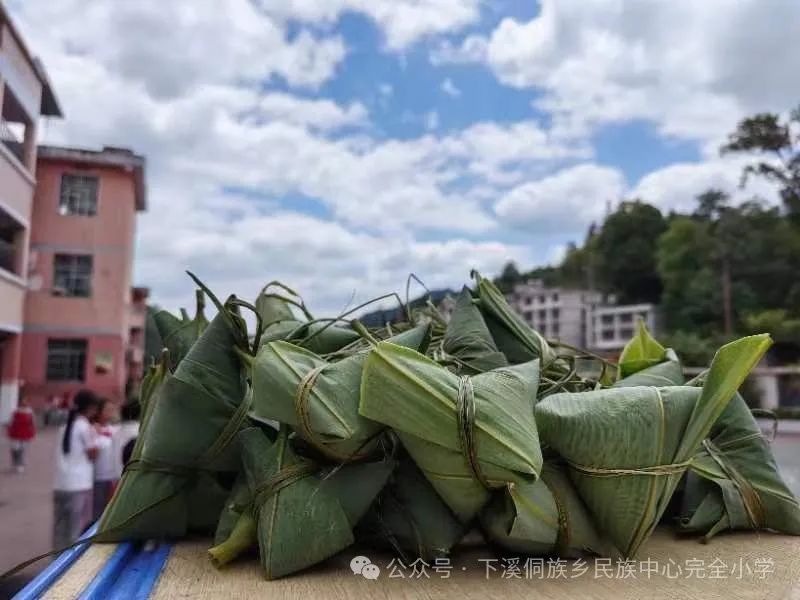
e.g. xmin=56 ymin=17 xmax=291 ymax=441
xmin=657 ymin=216 xmax=719 ymax=334
xmin=594 ymin=201 xmax=666 ymax=303
xmin=658 ymin=192 xmax=800 ymax=336
xmin=494 ymin=261 xmax=522 ymax=294
xmin=721 ymin=106 xmax=800 ymax=222
xmin=693 ymin=189 xmax=729 ymax=221
xmin=693 ymin=189 xmax=735 ymax=334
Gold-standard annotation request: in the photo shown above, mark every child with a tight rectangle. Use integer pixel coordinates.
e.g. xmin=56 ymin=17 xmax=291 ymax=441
xmin=91 ymin=398 xmax=119 ymax=522
xmin=53 ymin=390 xmax=100 ymax=549
xmin=113 ymin=400 xmax=140 ymax=476
xmin=7 ymin=399 xmax=36 ymax=473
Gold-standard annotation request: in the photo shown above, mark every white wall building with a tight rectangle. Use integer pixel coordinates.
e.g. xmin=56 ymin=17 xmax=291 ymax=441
xmin=589 ymin=303 xmax=659 ymax=351
xmin=508 ymin=280 xmax=605 ymax=348
xmin=507 ymin=279 xmax=658 ymax=352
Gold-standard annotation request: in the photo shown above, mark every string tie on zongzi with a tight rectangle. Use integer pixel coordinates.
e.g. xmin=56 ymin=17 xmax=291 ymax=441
xmin=456 ymin=375 xmax=491 ymax=490
xmin=701 ymin=439 xmax=765 ymax=529
xmin=294 ymin=363 xmax=327 ymax=446
xmin=200 ymin=385 xmax=255 ymax=465
xmin=292 ymin=363 xmax=370 ymax=462
xmin=123 ymin=458 xmax=202 ymax=478
xmin=545 ymin=479 xmax=572 ymax=555
xmin=567 ymin=459 xmax=692 ymax=478
xmin=251 ymin=461 xmax=319 ymax=513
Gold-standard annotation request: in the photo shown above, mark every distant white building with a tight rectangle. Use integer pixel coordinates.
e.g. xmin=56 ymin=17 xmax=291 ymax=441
xmin=507 ymin=280 xmax=605 ymax=349
xmin=589 ymin=303 xmax=659 ymax=351
xmin=507 ymin=279 xmax=658 ymax=352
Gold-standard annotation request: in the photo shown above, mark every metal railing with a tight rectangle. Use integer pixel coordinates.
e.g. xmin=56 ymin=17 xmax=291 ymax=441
xmin=0 ymin=119 xmax=26 ymax=164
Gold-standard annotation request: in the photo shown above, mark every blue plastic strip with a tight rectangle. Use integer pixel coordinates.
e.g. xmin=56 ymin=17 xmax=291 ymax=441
xmin=108 ymin=542 xmax=172 ymax=600
xmin=77 ymin=542 xmax=137 ymax=600
xmin=12 ymin=522 xmax=99 ymax=600
xmin=134 ymin=543 xmax=172 ymax=600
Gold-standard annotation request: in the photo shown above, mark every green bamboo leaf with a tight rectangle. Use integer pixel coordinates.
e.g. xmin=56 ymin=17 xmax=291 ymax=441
xmin=471 ymin=271 xmax=558 ymax=366
xmin=98 ymin=284 xmax=252 ymax=541
xmin=213 ymin=473 xmax=252 ymax=547
xmin=241 ymin=428 xmax=351 ymax=579
xmin=356 ymin=456 xmax=465 ymax=561
xmin=679 ymin=392 xmax=800 ymax=539
xmin=442 ymin=287 xmax=508 ymax=374
xmin=481 ymin=462 xmax=604 ymax=557
xmin=614 ymin=348 xmax=683 ymax=388
xmin=255 ymin=283 xmax=361 ymax=355
xmin=535 ymin=333 xmax=771 ymax=557
xmin=359 ymin=342 xmax=542 ymax=521
xmin=617 ymin=320 xmax=666 ymax=379
xmin=249 ymin=324 xmax=431 ymax=461
xmin=139 ymin=349 xmax=170 ymax=413
xmin=231 ymin=428 xmax=390 ymax=579
xmin=208 ymin=434 xmax=392 ymax=570
xmin=153 ymin=289 xmax=209 ymax=369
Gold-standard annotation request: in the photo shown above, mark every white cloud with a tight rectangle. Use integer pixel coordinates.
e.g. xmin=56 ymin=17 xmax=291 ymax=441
xmin=495 ymin=163 xmax=625 ymax=234
xmin=7 ymin=0 xmax=346 ymax=97
xmin=248 ymin=93 xmax=368 ymax=132
xmin=438 ymin=0 xmax=800 ymax=147
xmin=441 ymin=78 xmax=461 ymax=97
xmin=631 ymin=157 xmax=779 ymax=214
xmin=15 ymin=0 xmax=786 ymax=315
xmin=261 ymin=0 xmax=482 ymax=50
xmin=6 ymin=0 xmax=588 ymax=310
xmin=139 ymin=203 xmax=532 ymax=314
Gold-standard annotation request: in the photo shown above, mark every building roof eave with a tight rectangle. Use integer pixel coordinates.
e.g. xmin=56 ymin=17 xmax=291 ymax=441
xmin=37 ymin=144 xmax=147 ymax=211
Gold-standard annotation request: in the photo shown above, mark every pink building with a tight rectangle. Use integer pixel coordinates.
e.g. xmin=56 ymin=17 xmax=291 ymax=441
xmin=0 ymin=4 xmax=62 ymax=422
xmin=20 ymin=145 xmax=147 ymax=407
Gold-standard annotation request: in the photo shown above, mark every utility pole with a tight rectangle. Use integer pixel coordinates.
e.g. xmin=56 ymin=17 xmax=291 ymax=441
xmin=721 ymin=252 xmax=733 ymax=337
xmin=716 ymin=202 xmax=734 ymax=338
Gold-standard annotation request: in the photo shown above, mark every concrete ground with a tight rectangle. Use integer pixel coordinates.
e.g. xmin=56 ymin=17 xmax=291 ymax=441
xmin=0 ymin=426 xmax=58 ymax=598
xmin=0 ymin=424 xmax=798 ymax=598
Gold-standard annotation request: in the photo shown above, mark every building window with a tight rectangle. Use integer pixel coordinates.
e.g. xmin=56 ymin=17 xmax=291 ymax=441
xmin=601 ymin=314 xmax=614 ymax=325
xmin=620 ymin=328 xmax=635 ymax=339
xmin=523 ymin=310 xmax=534 ymax=323
xmin=59 ymin=174 xmax=99 ymax=216
xmin=601 ymin=329 xmax=615 ymax=341
xmin=53 ymin=254 xmax=93 ymax=297
xmin=551 ymin=307 xmax=560 ymax=319
xmin=551 ymin=323 xmax=560 ymax=337
xmin=620 ymin=313 xmax=633 ymax=323
xmin=537 ymin=295 xmax=545 ymax=304
xmin=46 ymin=339 xmax=87 ymax=381
xmin=538 ymin=309 xmax=547 ymax=321
xmin=552 ymin=292 xmax=559 ymax=302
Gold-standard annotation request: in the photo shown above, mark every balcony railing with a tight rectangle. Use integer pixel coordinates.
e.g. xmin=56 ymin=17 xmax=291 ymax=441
xmin=0 ymin=120 xmax=25 ymax=165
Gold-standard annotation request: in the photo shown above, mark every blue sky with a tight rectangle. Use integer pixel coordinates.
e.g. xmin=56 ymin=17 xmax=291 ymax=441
xmin=8 ymin=0 xmax=797 ymax=313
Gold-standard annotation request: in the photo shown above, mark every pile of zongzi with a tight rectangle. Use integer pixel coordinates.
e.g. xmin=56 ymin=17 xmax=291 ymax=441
xmin=94 ymin=271 xmax=799 ymax=581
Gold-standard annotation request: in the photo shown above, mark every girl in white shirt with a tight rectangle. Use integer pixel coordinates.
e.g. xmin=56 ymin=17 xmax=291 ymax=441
xmin=91 ymin=399 xmax=119 ymax=521
xmin=53 ymin=390 xmax=100 ymax=550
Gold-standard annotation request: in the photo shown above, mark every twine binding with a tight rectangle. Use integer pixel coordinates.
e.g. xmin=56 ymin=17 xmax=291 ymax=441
xmin=456 ymin=375 xmax=491 ymax=489
xmin=251 ymin=461 xmax=318 ymax=513
xmin=702 ymin=439 xmax=765 ymax=529
xmin=568 ymin=459 xmax=692 ymax=478
xmin=293 ymin=363 xmax=370 ymax=462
